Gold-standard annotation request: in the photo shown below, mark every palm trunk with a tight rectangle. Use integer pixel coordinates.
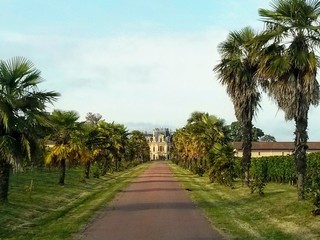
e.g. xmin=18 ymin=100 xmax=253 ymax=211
xmin=59 ymin=159 xmax=66 ymax=185
xmin=0 ymin=159 xmax=10 ymax=203
xmin=84 ymin=161 xmax=91 ymax=179
xmin=294 ymin=114 xmax=308 ymax=200
xmin=242 ymin=120 xmax=252 ymax=186
xmin=115 ymin=154 xmax=121 ymax=171
xmin=101 ymin=156 xmax=111 ymax=176
xmin=101 ymin=159 xmax=108 ymax=176
xmin=115 ymin=158 xmax=118 ymax=171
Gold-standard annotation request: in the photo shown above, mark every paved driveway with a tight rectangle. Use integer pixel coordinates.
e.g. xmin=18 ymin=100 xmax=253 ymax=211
xmin=78 ymin=161 xmax=224 ymax=240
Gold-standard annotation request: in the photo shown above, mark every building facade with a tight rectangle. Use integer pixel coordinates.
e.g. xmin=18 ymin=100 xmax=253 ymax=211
xmin=145 ymin=128 xmax=172 ymax=160
xmin=233 ymin=141 xmax=320 ymax=157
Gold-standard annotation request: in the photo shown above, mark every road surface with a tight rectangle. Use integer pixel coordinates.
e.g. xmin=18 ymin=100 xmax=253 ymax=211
xmin=78 ymin=161 xmax=224 ymax=240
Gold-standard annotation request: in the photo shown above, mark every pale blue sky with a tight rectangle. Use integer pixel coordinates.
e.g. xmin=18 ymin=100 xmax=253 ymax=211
xmin=0 ymin=0 xmax=319 ymax=141
xmin=1 ymin=1 xmax=266 ymax=34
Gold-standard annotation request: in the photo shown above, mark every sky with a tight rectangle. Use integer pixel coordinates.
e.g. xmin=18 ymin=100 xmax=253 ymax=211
xmin=0 ymin=0 xmax=320 ymax=141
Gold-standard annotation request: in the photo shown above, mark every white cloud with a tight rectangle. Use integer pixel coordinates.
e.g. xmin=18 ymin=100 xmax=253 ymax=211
xmin=46 ymin=29 xmax=235 ymax=124
xmin=1 ymin=29 xmax=320 ymax=140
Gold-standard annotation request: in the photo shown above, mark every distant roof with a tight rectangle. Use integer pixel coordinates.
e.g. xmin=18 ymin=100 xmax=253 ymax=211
xmin=233 ymin=142 xmax=320 ymax=151
xmin=153 ymin=128 xmax=171 ymax=137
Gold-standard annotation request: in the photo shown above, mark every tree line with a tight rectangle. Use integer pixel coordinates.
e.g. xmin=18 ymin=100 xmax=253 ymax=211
xmin=214 ymin=0 xmax=320 ymax=201
xmin=228 ymin=121 xmax=276 ymax=142
xmin=172 ymin=0 xmax=320 ymax=212
xmin=0 ymin=57 xmax=150 ymax=203
xmin=171 ymin=112 xmax=235 ymax=186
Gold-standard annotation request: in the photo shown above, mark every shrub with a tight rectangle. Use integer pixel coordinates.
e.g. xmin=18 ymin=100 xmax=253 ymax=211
xmin=207 ymin=144 xmax=235 ymax=187
xmin=305 ymin=152 xmax=320 ymax=215
xmin=195 ymin=164 xmax=205 ymax=177
xmin=250 ymin=157 xmax=268 ymax=195
xmin=248 ymin=153 xmax=320 ymax=211
xmin=92 ymin=162 xmax=100 ymax=178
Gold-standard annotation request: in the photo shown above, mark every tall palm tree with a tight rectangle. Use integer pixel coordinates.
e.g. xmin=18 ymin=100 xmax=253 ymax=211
xmin=109 ymin=123 xmax=128 ymax=171
xmin=78 ymin=123 xmax=105 ymax=179
xmin=45 ymin=110 xmax=80 ymax=185
xmin=172 ymin=112 xmax=231 ymax=175
xmin=97 ymin=121 xmax=128 ymax=172
xmin=214 ymin=27 xmax=262 ymax=185
xmin=128 ymin=130 xmax=150 ymax=163
xmin=0 ymin=57 xmax=59 ymax=202
xmin=258 ymin=0 xmax=320 ymax=199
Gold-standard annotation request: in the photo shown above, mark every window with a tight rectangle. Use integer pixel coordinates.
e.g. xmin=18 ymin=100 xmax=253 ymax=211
xmin=153 ymin=146 xmax=155 ymax=152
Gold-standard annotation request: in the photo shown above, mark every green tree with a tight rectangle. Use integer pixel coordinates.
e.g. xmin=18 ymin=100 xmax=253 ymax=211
xmin=171 ymin=112 xmax=231 ymax=180
xmin=0 ymin=57 xmax=59 ymax=202
xmin=252 ymin=127 xmax=264 ymax=142
xmin=81 ymin=113 xmax=105 ymax=178
xmin=228 ymin=121 xmax=264 ymax=141
xmin=228 ymin=121 xmax=243 ymax=141
xmin=214 ymin=27 xmax=262 ymax=185
xmin=45 ymin=110 xmax=80 ymax=185
xmin=73 ymin=123 xmax=103 ymax=179
xmin=85 ymin=112 xmax=102 ymax=125
xmin=97 ymin=121 xmax=128 ymax=172
xmin=258 ymin=0 xmax=320 ymax=199
xmin=127 ymin=130 xmax=150 ymax=163
xmin=260 ymin=134 xmax=276 ymax=142
xmin=110 ymin=123 xmax=129 ymax=171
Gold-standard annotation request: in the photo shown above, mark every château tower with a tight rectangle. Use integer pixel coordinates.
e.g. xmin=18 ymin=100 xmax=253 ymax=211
xmin=145 ymin=128 xmax=172 ymax=160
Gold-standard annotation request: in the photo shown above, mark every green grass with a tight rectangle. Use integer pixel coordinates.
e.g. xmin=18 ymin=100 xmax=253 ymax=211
xmin=169 ymin=162 xmax=320 ymax=240
xmin=0 ymin=163 xmax=149 ymax=240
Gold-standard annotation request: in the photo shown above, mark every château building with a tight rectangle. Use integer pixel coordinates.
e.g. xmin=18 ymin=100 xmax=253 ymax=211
xmin=233 ymin=141 xmax=320 ymax=157
xmin=145 ymin=128 xmax=173 ymax=160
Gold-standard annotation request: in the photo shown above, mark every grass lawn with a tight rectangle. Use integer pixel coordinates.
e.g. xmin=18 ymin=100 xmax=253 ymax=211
xmin=0 ymin=163 xmax=149 ymax=240
xmin=169 ymin=162 xmax=320 ymax=240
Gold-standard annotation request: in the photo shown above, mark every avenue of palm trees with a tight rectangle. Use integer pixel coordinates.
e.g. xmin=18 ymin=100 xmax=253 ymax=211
xmin=1 ymin=0 xmax=320 ymax=210
xmin=214 ymin=0 xmax=320 ymax=200
xmin=171 ymin=0 xmax=320 ymax=206
xmin=0 ymin=57 xmax=150 ymax=203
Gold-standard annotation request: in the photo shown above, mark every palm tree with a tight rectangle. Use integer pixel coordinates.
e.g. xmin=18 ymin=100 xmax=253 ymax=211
xmin=109 ymin=123 xmax=128 ymax=171
xmin=214 ymin=27 xmax=262 ymax=185
xmin=172 ymin=112 xmax=231 ymax=176
xmin=45 ymin=110 xmax=80 ymax=185
xmin=128 ymin=130 xmax=150 ymax=163
xmin=78 ymin=123 xmax=105 ymax=179
xmin=258 ymin=0 xmax=320 ymax=199
xmin=0 ymin=57 xmax=59 ymax=202
xmin=97 ymin=121 xmax=129 ymax=172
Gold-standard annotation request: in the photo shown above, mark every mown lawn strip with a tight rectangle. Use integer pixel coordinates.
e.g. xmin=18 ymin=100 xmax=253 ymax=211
xmin=1 ymin=163 xmax=149 ymax=240
xmin=169 ymin=162 xmax=320 ymax=240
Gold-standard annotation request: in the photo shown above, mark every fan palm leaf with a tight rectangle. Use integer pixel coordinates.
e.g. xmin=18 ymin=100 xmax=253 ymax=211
xmin=258 ymin=0 xmax=320 ymax=199
xmin=0 ymin=57 xmax=59 ymax=202
xmin=214 ymin=27 xmax=261 ymax=185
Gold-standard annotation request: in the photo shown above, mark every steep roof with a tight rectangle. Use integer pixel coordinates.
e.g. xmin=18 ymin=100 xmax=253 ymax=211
xmin=153 ymin=128 xmax=171 ymax=137
xmin=232 ymin=142 xmax=320 ymax=151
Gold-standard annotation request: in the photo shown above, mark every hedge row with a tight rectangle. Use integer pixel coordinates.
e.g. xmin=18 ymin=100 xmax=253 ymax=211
xmin=247 ymin=152 xmax=320 ymax=185
xmin=250 ymin=155 xmax=295 ymax=184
